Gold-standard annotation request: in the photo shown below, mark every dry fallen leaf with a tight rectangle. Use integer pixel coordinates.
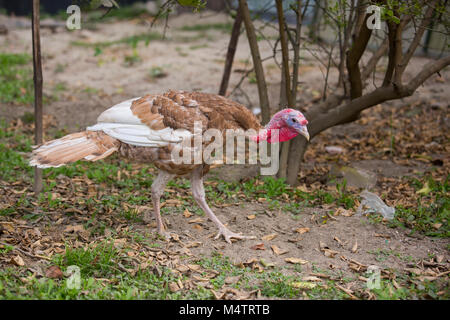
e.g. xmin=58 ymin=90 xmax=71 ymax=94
xmin=323 ymin=249 xmax=339 ymax=258
xmin=285 ymin=257 xmax=308 ymax=264
xmin=64 ymin=225 xmax=85 ymax=233
xmin=271 ymin=245 xmax=288 ymax=256
xmin=188 ymin=217 xmax=204 ymax=224
xmin=250 ymin=243 xmax=265 ymax=250
xmin=296 ymin=184 xmax=308 ymax=192
xmin=260 ymin=259 xmax=275 ymax=268
xmin=225 ymin=275 xmax=241 ymax=284
xmin=114 ymin=238 xmax=127 ymax=247
xmin=291 ymin=281 xmax=317 ymax=289
xmin=46 ymin=265 xmax=64 ymax=279
xmin=140 ymin=262 xmax=151 ymax=270
xmin=351 ymin=241 xmax=358 ymax=253
xmin=262 ymin=233 xmax=278 ymax=241
xmin=169 ymin=282 xmax=180 ymax=292
xmin=176 ymin=265 xmax=190 ymax=273
xmin=165 ymin=199 xmax=183 ymax=206
xmin=211 ymin=287 xmax=251 ymax=300
xmin=186 ymin=241 xmax=202 ymax=248
xmin=11 ymin=255 xmax=25 ymax=266
xmin=295 ymin=227 xmax=310 ymax=234
xmin=302 ymin=276 xmax=322 ymax=282
xmin=187 ymin=264 xmax=201 ymax=271
xmin=319 ymin=241 xmax=339 ymax=258
xmin=374 ymin=233 xmax=391 ymax=239
xmin=183 ymin=209 xmax=192 ymax=218
xmin=247 ymin=214 xmax=256 ymax=220
xmin=432 ymin=223 xmax=442 ymax=230
xmin=335 ymin=207 xmax=354 ymax=217
xmin=0 ymin=222 xmax=14 ymax=233
xmin=193 ymin=275 xmax=210 ymax=282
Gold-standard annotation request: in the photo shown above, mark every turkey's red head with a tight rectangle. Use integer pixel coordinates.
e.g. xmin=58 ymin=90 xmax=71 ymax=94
xmin=252 ymin=109 xmax=309 ymax=143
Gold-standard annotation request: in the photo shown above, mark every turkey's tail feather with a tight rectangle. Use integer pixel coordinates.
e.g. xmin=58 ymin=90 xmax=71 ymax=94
xmin=29 ymin=131 xmax=120 ymax=168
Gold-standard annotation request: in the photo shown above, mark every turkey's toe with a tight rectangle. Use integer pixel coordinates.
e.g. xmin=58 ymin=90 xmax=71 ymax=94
xmin=215 ymin=228 xmax=256 ymax=244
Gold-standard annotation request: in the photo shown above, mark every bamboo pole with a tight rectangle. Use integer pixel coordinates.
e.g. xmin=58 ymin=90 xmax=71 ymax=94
xmin=32 ymin=0 xmax=43 ymax=195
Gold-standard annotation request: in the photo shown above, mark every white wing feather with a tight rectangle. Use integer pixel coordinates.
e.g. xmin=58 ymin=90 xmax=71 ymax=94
xmin=87 ymin=97 xmax=192 ymax=147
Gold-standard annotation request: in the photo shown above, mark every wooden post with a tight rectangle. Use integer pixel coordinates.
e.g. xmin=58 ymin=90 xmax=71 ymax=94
xmin=32 ymin=0 xmax=43 ymax=195
xmin=218 ymin=8 xmax=243 ymax=96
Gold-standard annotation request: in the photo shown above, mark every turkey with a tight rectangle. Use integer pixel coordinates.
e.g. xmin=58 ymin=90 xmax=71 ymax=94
xmin=29 ymin=90 xmax=309 ymax=243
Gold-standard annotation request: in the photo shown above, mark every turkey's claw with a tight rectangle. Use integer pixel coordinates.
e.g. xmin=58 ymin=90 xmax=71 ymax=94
xmin=215 ymin=227 xmax=256 ymax=244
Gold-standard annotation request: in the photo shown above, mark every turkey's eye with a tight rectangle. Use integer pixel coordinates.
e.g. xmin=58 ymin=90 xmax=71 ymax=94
xmin=292 ymin=118 xmax=297 ymax=123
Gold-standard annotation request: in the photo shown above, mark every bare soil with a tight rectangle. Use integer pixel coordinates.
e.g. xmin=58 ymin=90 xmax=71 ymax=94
xmin=144 ymin=202 xmax=448 ymax=275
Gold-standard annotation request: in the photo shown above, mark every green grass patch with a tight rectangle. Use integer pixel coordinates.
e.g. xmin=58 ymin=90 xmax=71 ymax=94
xmin=195 ymin=253 xmax=350 ymax=299
xmin=390 ymin=175 xmax=449 ymax=238
xmin=53 ymin=241 xmax=123 ymax=278
xmin=71 ymin=32 xmax=161 ymax=50
xmin=96 ymin=6 xmax=151 ymax=20
xmin=179 ymin=22 xmax=233 ymax=33
xmin=0 ymin=53 xmax=34 ymax=105
xmin=0 ymin=239 xmax=213 ymax=299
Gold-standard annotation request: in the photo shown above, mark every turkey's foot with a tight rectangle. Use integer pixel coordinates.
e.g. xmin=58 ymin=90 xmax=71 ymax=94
xmin=214 ymin=227 xmax=256 ymax=244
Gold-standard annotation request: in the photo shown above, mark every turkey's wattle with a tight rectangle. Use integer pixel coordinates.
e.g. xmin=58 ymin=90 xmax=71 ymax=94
xmin=29 ymin=90 xmax=309 ymax=243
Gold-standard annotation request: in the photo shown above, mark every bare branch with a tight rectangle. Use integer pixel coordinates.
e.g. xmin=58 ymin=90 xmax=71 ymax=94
xmin=291 ymin=0 xmax=304 ymax=100
xmin=276 ymin=0 xmax=293 ymax=107
xmin=382 ymin=20 xmax=398 ymax=86
xmin=361 ymin=36 xmax=389 ymax=81
xmin=310 ymin=55 xmax=450 ymax=136
xmin=398 ymin=1 xmax=437 ymax=76
xmin=346 ymin=13 xmax=373 ymax=99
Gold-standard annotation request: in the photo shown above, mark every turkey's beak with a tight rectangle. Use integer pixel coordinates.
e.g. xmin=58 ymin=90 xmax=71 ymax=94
xmin=297 ymin=126 xmax=310 ymax=141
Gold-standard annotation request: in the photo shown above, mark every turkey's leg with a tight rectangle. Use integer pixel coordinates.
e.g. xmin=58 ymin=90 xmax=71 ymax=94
xmin=145 ymin=170 xmax=174 ymax=239
xmin=190 ymin=166 xmax=255 ymax=244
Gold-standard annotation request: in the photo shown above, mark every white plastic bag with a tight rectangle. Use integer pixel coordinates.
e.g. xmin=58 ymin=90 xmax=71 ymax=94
xmin=357 ymin=190 xmax=395 ymax=220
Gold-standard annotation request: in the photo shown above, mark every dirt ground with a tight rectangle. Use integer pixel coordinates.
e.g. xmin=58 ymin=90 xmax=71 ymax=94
xmin=0 ymin=10 xmax=448 ymax=299
xmin=144 ymin=203 xmax=447 ymax=275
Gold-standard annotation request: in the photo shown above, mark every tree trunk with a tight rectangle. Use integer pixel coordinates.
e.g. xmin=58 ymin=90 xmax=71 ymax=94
xmin=275 ymin=0 xmax=294 ymax=180
xmin=239 ymin=0 xmax=271 ymax=124
xmin=309 ymin=0 xmax=322 ymax=42
xmin=286 ymin=136 xmax=308 ymax=186
xmin=32 ymin=0 xmax=43 ymax=195
xmin=219 ymin=8 xmax=243 ymax=96
xmin=285 ymin=53 xmax=450 ymax=186
xmin=278 ymin=64 xmax=290 ymax=179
